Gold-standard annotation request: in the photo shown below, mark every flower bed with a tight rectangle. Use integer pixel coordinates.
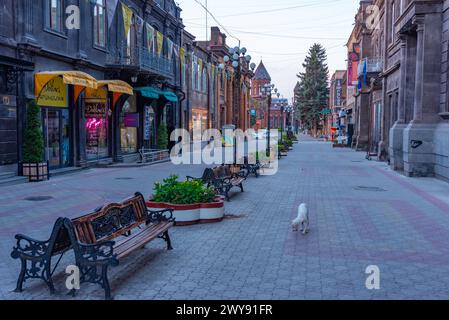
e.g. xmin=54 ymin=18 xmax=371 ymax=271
xmin=147 ymin=175 xmax=225 ymax=226
xmin=146 ymin=196 xmax=225 ymax=226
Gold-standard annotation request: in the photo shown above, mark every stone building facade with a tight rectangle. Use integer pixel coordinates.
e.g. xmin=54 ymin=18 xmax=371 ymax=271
xmin=348 ymin=0 xmax=449 ymax=181
xmin=0 ymin=0 xmax=186 ymax=176
xmin=250 ymin=61 xmax=272 ymax=129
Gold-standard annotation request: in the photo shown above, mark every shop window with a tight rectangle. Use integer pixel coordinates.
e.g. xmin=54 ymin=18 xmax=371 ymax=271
xmin=85 ymin=87 xmax=109 ymax=161
xmin=93 ymin=0 xmax=107 ymax=48
xmin=45 ymin=0 xmax=64 ymax=34
xmin=120 ymin=96 xmax=139 ymax=154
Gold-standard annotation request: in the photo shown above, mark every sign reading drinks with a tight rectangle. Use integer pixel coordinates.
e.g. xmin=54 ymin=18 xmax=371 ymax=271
xmin=85 ymin=103 xmax=107 ymax=118
xmin=85 ymin=87 xmax=108 ymax=118
xmin=37 ymin=77 xmax=67 ymax=107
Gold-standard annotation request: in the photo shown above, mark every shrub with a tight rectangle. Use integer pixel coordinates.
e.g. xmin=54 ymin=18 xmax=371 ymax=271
xmin=23 ymin=100 xmax=44 ymax=163
xmin=157 ymin=123 xmax=168 ymax=150
xmin=153 ymin=175 xmax=216 ymax=205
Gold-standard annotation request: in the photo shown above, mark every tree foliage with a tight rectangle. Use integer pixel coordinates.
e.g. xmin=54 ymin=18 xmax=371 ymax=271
xmin=295 ymin=43 xmax=329 ymax=133
xmin=157 ymin=122 xmax=169 ymax=150
xmin=23 ymin=100 xmax=44 ymax=163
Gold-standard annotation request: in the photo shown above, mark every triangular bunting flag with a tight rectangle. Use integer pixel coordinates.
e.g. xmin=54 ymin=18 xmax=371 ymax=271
xmin=166 ymin=38 xmax=174 ymax=60
xmin=107 ymin=0 xmax=119 ymax=29
xmin=145 ymin=23 xmax=155 ymax=53
xmin=121 ymin=3 xmax=133 ymax=37
xmin=156 ymin=31 xmax=164 ymax=57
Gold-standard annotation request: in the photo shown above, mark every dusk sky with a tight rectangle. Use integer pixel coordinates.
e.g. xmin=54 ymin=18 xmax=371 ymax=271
xmin=177 ymin=0 xmax=358 ymax=103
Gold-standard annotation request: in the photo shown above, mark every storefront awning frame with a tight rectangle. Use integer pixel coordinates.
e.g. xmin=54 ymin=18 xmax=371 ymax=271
xmin=35 ymin=71 xmax=98 ymax=98
xmin=135 ymin=87 xmax=179 ymax=102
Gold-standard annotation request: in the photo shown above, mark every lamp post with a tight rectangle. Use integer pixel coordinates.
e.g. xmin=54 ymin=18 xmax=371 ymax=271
xmin=261 ymin=83 xmax=277 ymax=157
xmin=221 ymin=46 xmax=256 ymax=128
xmin=218 ymin=46 xmax=256 ymax=164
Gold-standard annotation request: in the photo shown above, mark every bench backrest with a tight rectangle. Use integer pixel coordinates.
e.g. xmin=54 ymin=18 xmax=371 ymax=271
xmin=45 ymin=217 xmax=72 ymax=256
xmin=71 ymin=193 xmax=148 ymax=244
xmin=213 ymin=166 xmax=226 ymax=179
xmin=201 ymin=168 xmax=215 ymax=183
xmin=214 ymin=165 xmax=241 ymax=179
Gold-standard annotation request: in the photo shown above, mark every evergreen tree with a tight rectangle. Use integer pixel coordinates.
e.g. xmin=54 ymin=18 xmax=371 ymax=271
xmin=23 ymin=100 xmax=44 ymax=163
xmin=295 ymin=43 xmax=329 ymax=135
xmin=157 ymin=122 xmax=169 ymax=150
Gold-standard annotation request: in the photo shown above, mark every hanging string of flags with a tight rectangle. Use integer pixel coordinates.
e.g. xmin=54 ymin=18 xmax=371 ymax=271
xmin=109 ymin=1 xmax=224 ymax=86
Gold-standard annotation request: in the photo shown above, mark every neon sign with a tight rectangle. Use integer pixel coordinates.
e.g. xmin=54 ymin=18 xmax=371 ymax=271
xmin=86 ymin=118 xmax=105 ymax=130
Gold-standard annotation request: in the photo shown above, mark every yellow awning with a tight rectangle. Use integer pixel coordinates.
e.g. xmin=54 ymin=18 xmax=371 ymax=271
xmin=35 ymin=71 xmax=98 ymax=98
xmin=98 ymin=80 xmax=134 ymax=95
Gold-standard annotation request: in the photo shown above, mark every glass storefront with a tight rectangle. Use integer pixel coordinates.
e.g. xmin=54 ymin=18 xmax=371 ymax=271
xmin=84 ymin=87 xmax=110 ymax=161
xmin=144 ymin=105 xmax=156 ymax=148
xmin=120 ymin=95 xmax=139 ymax=154
xmin=42 ymin=108 xmax=70 ymax=168
xmin=192 ymin=109 xmax=208 ymax=141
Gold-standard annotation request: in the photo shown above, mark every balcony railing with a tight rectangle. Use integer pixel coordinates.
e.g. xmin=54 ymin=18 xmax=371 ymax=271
xmin=357 ymin=58 xmax=383 ymax=77
xmin=106 ymin=43 xmax=173 ymax=78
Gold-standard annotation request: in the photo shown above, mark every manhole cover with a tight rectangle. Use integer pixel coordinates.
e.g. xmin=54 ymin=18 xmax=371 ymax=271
xmin=354 ymin=186 xmax=386 ymax=192
xmin=24 ymin=196 xmax=54 ymax=202
xmin=224 ymin=214 xmax=248 ymax=220
xmin=115 ymin=177 xmax=134 ymax=180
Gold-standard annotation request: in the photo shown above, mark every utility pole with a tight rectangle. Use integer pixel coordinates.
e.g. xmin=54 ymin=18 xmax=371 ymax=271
xmin=205 ymin=0 xmax=208 ymax=41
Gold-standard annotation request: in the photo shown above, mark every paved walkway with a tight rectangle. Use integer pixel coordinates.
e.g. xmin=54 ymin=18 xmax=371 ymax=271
xmin=2 ymin=135 xmax=449 ymax=300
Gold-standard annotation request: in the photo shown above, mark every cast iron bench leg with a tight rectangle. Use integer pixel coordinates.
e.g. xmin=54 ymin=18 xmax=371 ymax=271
xmin=162 ymin=231 xmax=173 ymax=251
xmin=14 ymin=259 xmax=26 ymax=293
xmin=45 ymin=264 xmax=56 ymax=294
xmin=102 ymin=265 xmax=113 ymax=300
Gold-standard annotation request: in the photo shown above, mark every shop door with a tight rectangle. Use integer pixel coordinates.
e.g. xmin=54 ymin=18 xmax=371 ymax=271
xmin=42 ymin=108 xmax=71 ymax=169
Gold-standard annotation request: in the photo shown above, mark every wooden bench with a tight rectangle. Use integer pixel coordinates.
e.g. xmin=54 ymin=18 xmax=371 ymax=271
xmin=240 ymin=156 xmax=261 ymax=178
xmin=11 ymin=217 xmax=72 ymax=295
xmin=64 ymin=192 xmax=175 ymax=300
xmin=186 ymin=168 xmax=216 ymax=186
xmin=211 ymin=165 xmax=246 ymax=201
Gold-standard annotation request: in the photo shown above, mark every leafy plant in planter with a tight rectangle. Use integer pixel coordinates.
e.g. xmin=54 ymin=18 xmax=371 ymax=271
xmin=153 ymin=175 xmax=216 ymax=205
xmin=22 ymin=100 xmax=48 ymax=182
xmin=157 ymin=123 xmax=169 ymax=150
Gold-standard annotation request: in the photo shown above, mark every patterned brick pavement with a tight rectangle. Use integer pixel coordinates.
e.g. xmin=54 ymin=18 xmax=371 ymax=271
xmin=2 ymin=135 xmax=449 ymax=300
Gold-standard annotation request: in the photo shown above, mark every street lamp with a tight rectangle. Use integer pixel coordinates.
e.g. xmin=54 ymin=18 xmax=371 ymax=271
xmin=223 ymin=47 xmax=254 ymax=127
xmin=221 ymin=46 xmax=255 ymax=163
xmin=260 ymin=83 xmax=277 ymax=157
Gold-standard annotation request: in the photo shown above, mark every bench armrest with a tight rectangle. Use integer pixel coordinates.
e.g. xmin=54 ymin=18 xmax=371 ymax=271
xmin=232 ymin=170 xmax=247 ymax=180
xmin=213 ymin=176 xmax=231 ymax=185
xmin=74 ymin=241 xmax=119 ymax=267
xmin=11 ymin=234 xmax=50 ymax=259
xmin=147 ymin=209 xmax=175 ymax=224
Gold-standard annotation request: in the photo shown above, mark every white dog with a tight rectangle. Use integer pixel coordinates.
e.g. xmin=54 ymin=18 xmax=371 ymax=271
xmin=292 ymin=203 xmax=309 ymax=234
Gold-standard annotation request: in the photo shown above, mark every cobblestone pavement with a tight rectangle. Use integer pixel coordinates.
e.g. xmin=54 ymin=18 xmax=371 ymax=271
xmin=2 ymin=135 xmax=449 ymax=300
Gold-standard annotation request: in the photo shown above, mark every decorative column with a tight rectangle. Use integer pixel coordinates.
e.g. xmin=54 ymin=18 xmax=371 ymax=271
xmin=402 ymin=14 xmax=441 ymax=177
xmin=388 ymin=33 xmax=409 ymax=171
xmin=397 ymin=34 xmax=408 ymax=124
xmin=412 ymin=16 xmax=425 ymax=122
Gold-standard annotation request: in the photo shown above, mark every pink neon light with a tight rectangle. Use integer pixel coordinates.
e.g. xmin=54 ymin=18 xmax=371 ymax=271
xmin=86 ymin=118 xmax=105 ymax=129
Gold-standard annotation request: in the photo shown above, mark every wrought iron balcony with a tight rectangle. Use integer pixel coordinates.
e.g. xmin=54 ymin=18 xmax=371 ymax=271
xmin=106 ymin=43 xmax=173 ymax=79
xmin=357 ymin=58 xmax=383 ymax=77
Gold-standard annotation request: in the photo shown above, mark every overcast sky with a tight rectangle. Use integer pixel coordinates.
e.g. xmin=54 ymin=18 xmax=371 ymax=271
xmin=176 ymin=0 xmax=358 ymax=103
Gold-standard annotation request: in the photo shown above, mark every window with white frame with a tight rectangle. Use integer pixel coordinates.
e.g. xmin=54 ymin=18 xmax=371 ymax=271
xmin=93 ymin=0 xmax=107 ymax=48
xmin=45 ymin=0 xmax=64 ymax=33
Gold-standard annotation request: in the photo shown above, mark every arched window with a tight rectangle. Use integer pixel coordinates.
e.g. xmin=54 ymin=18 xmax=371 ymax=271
xmin=202 ymin=68 xmax=207 ymax=93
